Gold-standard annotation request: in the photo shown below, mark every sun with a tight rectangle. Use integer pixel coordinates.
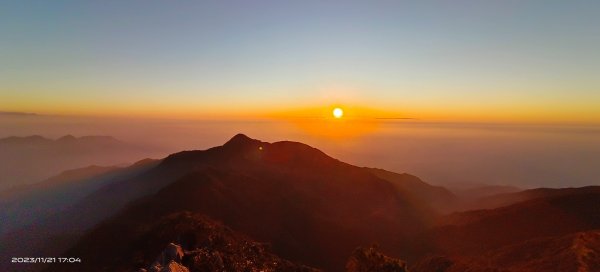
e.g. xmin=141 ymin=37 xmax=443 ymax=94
xmin=332 ymin=107 xmax=344 ymax=118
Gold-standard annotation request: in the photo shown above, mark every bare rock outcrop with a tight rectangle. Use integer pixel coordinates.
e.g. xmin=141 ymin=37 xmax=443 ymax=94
xmin=346 ymin=245 xmax=408 ymax=272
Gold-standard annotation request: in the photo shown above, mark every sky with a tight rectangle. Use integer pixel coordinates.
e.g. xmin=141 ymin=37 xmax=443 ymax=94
xmin=1 ymin=0 xmax=600 ymax=123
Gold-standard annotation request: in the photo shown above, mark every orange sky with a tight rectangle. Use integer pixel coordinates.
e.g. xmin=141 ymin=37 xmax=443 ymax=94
xmin=2 ymin=2 xmax=599 ymax=125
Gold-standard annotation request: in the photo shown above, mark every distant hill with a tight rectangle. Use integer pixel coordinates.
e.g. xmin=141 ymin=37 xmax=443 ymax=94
xmin=448 ymin=183 xmax=522 ymax=199
xmin=430 ymin=187 xmax=600 ymax=255
xmin=0 ymin=111 xmax=38 ymax=116
xmin=481 ymin=230 xmax=600 ymax=271
xmin=0 ymin=135 xmax=161 ymax=190
xmin=0 ymin=159 xmax=159 ymax=235
xmin=452 ymin=185 xmax=600 ymax=212
xmin=366 ymin=168 xmax=458 ymax=212
xmin=0 ymin=165 xmax=119 ymax=235
xmin=412 ymin=229 xmax=600 ymax=272
xmin=406 ymin=186 xmax=600 ymax=271
xmin=0 ymin=158 xmax=160 ymax=272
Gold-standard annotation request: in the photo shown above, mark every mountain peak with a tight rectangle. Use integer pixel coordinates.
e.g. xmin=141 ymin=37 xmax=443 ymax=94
xmin=58 ymin=135 xmax=77 ymax=142
xmin=223 ymin=133 xmax=261 ymax=148
xmin=228 ymin=133 xmax=252 ymax=142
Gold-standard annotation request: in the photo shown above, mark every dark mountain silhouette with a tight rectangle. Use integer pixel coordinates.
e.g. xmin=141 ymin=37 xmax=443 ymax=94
xmin=427 ymin=187 xmax=600 ymax=257
xmin=366 ymin=168 xmax=458 ymax=212
xmin=3 ymin=134 xmax=600 ymax=272
xmin=0 ymin=159 xmax=159 ymax=235
xmin=461 ymin=186 xmax=600 ymax=211
xmin=48 ymin=134 xmax=439 ymax=271
xmin=453 ymin=184 xmax=522 ymax=198
xmin=0 ymin=135 xmax=161 ymax=191
xmin=408 ymin=187 xmax=600 ymax=271
xmin=0 ymin=165 xmax=118 ymax=235
xmin=0 ymin=159 xmax=160 ymax=272
xmin=411 ymin=230 xmax=600 ymax=272
xmin=475 ymin=229 xmax=600 ymax=272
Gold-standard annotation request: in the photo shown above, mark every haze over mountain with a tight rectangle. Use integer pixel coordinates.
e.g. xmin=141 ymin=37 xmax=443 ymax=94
xmin=0 ymin=111 xmax=38 ymax=116
xmin=412 ymin=187 xmax=600 ymax=271
xmin=0 ymin=134 xmax=440 ymax=271
xmin=0 ymin=135 xmax=162 ymax=191
xmin=2 ymin=114 xmax=599 ymax=190
xmin=1 ymin=134 xmax=599 ymax=272
xmin=0 ymin=159 xmax=159 ymax=235
xmin=56 ymin=134 xmax=444 ymax=271
xmin=430 ymin=187 xmax=600 ymax=254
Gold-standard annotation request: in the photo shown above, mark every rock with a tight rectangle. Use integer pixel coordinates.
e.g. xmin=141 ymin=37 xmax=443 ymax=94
xmin=346 ymin=245 xmax=408 ymax=272
xmin=135 ymin=213 xmax=321 ymax=272
xmin=164 ymin=243 xmax=185 ymax=263
xmin=160 ymin=261 xmax=189 ymax=272
xmin=145 ymin=243 xmax=190 ymax=272
xmin=148 ymin=263 xmax=162 ymax=272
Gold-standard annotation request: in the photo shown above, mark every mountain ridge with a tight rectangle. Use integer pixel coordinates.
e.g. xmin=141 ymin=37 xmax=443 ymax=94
xmin=0 ymin=134 xmax=159 ymax=191
xmin=2 ymin=134 xmax=599 ymax=272
xmin=20 ymin=133 xmax=442 ymax=271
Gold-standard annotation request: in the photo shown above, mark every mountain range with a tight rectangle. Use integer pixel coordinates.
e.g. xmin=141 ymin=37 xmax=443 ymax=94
xmin=0 ymin=135 xmax=161 ymax=191
xmin=1 ymin=134 xmax=598 ymax=272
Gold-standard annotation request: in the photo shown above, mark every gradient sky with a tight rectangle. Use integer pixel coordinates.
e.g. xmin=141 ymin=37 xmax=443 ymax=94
xmin=1 ymin=1 xmax=599 ymax=122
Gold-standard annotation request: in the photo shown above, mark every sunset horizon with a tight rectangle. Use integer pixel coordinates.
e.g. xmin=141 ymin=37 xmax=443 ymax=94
xmin=3 ymin=2 xmax=600 ymax=125
xmin=2 ymin=1 xmax=600 ymax=272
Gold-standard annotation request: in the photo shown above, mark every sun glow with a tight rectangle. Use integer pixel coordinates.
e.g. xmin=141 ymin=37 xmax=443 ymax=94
xmin=333 ymin=107 xmax=344 ymax=118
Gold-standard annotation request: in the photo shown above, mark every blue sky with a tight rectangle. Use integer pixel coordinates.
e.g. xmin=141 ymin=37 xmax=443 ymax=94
xmin=1 ymin=1 xmax=599 ymax=121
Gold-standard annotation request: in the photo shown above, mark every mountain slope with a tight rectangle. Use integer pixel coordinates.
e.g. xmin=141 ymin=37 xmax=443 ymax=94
xmin=481 ymin=230 xmax=600 ymax=272
xmin=428 ymin=187 xmax=600 ymax=256
xmin=0 ymin=165 xmax=119 ymax=235
xmin=0 ymin=159 xmax=161 ymax=272
xmin=411 ymin=230 xmax=600 ymax=272
xmin=55 ymin=211 xmax=319 ymax=272
xmin=463 ymin=186 xmax=600 ymax=211
xmin=411 ymin=187 xmax=600 ymax=271
xmin=57 ymin=134 xmax=438 ymax=271
xmin=366 ymin=167 xmax=457 ymax=212
xmin=0 ymin=159 xmax=159 ymax=235
xmin=0 ymin=135 xmax=161 ymax=190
